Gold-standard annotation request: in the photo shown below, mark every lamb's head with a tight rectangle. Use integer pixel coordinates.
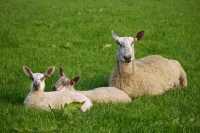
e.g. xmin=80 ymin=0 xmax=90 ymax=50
xmin=52 ymin=67 xmax=81 ymax=91
xmin=112 ymin=30 xmax=145 ymax=63
xmin=23 ymin=66 xmax=55 ymax=92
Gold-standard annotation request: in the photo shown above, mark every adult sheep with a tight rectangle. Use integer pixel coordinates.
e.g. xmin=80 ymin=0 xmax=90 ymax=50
xmin=108 ymin=30 xmax=187 ymax=97
xmin=23 ymin=66 xmax=93 ymax=112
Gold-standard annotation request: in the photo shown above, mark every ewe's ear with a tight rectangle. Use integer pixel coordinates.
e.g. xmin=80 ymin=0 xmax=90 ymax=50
xmin=59 ymin=67 xmax=66 ymax=77
xmin=23 ymin=66 xmax=33 ymax=76
xmin=44 ymin=66 xmax=55 ymax=78
xmin=111 ymin=30 xmax=119 ymax=42
xmin=134 ymin=30 xmax=145 ymax=42
xmin=70 ymin=76 xmax=81 ymax=85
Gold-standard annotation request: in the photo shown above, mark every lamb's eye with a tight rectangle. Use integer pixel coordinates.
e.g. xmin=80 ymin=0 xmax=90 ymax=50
xmin=131 ymin=40 xmax=135 ymax=46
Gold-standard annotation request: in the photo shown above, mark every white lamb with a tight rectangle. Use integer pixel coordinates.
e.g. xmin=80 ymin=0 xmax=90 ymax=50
xmin=23 ymin=66 xmax=93 ymax=112
xmin=52 ymin=67 xmax=132 ymax=103
xmin=109 ymin=30 xmax=187 ymax=97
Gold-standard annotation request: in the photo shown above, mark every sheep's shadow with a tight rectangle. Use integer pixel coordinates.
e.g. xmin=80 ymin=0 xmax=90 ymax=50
xmin=0 ymin=90 xmax=24 ymax=106
xmin=74 ymin=75 xmax=109 ymax=91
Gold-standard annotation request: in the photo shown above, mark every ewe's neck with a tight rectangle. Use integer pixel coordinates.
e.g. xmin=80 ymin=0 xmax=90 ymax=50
xmin=117 ymin=58 xmax=134 ymax=77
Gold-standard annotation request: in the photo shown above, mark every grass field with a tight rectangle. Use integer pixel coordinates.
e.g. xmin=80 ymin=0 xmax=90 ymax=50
xmin=0 ymin=0 xmax=199 ymax=132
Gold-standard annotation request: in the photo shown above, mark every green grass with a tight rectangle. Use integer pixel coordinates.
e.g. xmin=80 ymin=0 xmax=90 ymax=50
xmin=0 ymin=0 xmax=199 ymax=132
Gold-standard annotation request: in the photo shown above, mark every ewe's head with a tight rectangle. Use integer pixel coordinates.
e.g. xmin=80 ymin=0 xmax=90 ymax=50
xmin=112 ymin=30 xmax=145 ymax=63
xmin=52 ymin=67 xmax=81 ymax=91
xmin=23 ymin=66 xmax=55 ymax=92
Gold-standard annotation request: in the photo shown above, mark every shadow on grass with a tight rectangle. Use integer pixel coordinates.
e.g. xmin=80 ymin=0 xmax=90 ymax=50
xmin=75 ymin=75 xmax=110 ymax=90
xmin=0 ymin=92 xmax=24 ymax=106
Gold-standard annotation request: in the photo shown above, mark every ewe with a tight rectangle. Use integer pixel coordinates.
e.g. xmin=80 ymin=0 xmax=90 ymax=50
xmin=109 ymin=30 xmax=187 ymax=97
xmin=52 ymin=67 xmax=131 ymax=103
xmin=23 ymin=66 xmax=92 ymax=112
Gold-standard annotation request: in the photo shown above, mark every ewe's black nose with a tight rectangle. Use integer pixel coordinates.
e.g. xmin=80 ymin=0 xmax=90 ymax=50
xmin=124 ymin=55 xmax=131 ymax=61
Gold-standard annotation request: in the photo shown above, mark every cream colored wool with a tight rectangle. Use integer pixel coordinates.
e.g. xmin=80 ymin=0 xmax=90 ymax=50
xmin=52 ymin=67 xmax=132 ymax=103
xmin=68 ymin=87 xmax=131 ymax=103
xmin=108 ymin=30 xmax=187 ymax=97
xmin=23 ymin=66 xmax=93 ymax=112
xmin=24 ymin=89 xmax=93 ymax=112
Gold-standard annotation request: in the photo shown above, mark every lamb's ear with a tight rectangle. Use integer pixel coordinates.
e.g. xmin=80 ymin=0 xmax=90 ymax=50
xmin=23 ymin=66 xmax=33 ymax=77
xmin=44 ymin=66 xmax=55 ymax=78
xmin=70 ymin=76 xmax=81 ymax=85
xmin=134 ymin=30 xmax=145 ymax=42
xmin=59 ymin=67 xmax=66 ymax=77
xmin=111 ymin=30 xmax=119 ymax=42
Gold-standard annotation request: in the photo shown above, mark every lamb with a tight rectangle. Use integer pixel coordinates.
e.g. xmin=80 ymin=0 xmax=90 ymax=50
xmin=108 ymin=30 xmax=187 ymax=97
xmin=52 ymin=67 xmax=132 ymax=103
xmin=23 ymin=66 xmax=93 ymax=112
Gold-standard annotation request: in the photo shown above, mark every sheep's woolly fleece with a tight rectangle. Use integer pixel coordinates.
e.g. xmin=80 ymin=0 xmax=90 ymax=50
xmin=109 ymin=30 xmax=187 ymax=97
xmin=52 ymin=67 xmax=132 ymax=103
xmin=23 ymin=66 xmax=93 ymax=112
xmin=24 ymin=90 xmax=93 ymax=112
xmin=78 ymin=87 xmax=132 ymax=103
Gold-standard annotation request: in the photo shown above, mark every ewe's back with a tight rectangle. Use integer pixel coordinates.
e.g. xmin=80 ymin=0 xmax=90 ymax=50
xmin=134 ymin=55 xmax=187 ymax=95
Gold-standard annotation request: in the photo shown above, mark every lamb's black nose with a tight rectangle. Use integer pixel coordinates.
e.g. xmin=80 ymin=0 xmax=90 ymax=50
xmin=52 ymin=86 xmax=57 ymax=91
xmin=124 ymin=55 xmax=131 ymax=62
xmin=33 ymin=83 xmax=39 ymax=90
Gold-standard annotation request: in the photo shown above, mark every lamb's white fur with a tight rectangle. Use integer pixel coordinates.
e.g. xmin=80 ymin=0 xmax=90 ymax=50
xmin=109 ymin=30 xmax=187 ymax=97
xmin=23 ymin=66 xmax=93 ymax=112
xmin=52 ymin=67 xmax=131 ymax=103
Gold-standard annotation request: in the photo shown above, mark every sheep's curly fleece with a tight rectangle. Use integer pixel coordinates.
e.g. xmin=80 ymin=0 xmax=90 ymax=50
xmin=109 ymin=55 xmax=187 ymax=97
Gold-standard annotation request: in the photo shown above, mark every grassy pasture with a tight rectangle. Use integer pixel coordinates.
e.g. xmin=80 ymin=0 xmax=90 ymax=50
xmin=0 ymin=0 xmax=199 ymax=132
